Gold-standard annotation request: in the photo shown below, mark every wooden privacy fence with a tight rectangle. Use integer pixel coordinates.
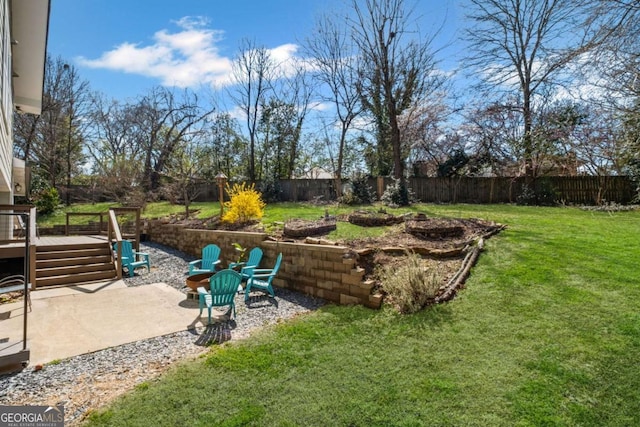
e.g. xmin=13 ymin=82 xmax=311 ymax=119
xmin=399 ymin=176 xmax=635 ymax=205
xmin=64 ymin=176 xmax=636 ymax=205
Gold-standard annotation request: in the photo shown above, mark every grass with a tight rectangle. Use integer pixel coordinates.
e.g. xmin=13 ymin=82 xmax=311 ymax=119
xmin=81 ymin=204 xmax=640 ymax=426
xmin=37 ymin=201 xmax=220 ymax=228
xmin=37 ymin=200 xmax=416 ymax=241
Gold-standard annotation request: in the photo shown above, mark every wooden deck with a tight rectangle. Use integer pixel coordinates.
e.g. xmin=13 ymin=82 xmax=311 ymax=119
xmin=34 ymin=235 xmax=108 ymax=247
xmin=1 ymin=235 xmax=119 ymax=290
xmin=0 ymin=235 xmax=108 ymax=257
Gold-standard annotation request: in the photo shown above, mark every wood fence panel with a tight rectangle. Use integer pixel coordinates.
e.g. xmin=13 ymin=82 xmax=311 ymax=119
xmin=65 ymin=176 xmax=635 ymax=205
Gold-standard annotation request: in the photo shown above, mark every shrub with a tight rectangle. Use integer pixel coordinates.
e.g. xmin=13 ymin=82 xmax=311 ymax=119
xmin=257 ymin=176 xmax=282 ymax=203
xmin=516 ymin=179 xmax=559 ymax=206
xmin=378 ymin=252 xmax=442 ymax=314
xmin=33 ymin=187 xmax=61 ymax=215
xmin=381 ymin=178 xmax=417 ymax=207
xmin=340 ymin=174 xmax=376 ymax=205
xmin=222 ymin=183 xmax=266 ymax=224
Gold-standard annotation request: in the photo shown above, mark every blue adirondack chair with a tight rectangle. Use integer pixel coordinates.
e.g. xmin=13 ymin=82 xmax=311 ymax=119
xmin=198 ymin=269 xmax=242 ymax=324
xmin=244 ymin=253 xmax=282 ymax=302
xmin=229 ymin=247 xmax=263 ymax=282
xmin=189 ymin=244 xmax=221 ymax=275
xmin=114 ymin=240 xmax=150 ymax=277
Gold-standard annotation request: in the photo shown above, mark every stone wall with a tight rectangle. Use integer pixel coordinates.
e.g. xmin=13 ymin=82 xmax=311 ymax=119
xmin=146 ymin=221 xmax=383 ymax=309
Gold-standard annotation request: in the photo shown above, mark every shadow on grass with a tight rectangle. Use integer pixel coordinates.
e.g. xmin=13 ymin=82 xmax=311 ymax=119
xmin=192 ymin=315 xmax=237 ymax=346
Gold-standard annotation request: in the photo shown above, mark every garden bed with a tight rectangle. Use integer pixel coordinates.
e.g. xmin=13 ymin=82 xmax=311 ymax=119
xmin=348 ymin=210 xmax=407 ymax=227
xmin=283 ymin=218 xmax=337 ymax=238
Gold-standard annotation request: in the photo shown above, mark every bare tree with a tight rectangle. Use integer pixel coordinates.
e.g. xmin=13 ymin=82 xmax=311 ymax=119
xmin=350 ymin=0 xmax=444 ymax=204
xmin=462 ymin=102 xmax=523 ymax=177
xmin=204 ymin=112 xmax=247 ymax=180
xmin=282 ymin=65 xmax=313 ymax=179
xmin=132 ymin=87 xmax=214 ymax=193
xmin=89 ymin=95 xmax=144 ymax=163
xmin=587 ymin=0 xmax=639 ymax=104
xmin=88 ymin=95 xmax=147 ymax=203
xmin=229 ymin=39 xmax=274 ymax=182
xmin=305 ymin=13 xmax=363 ymax=195
xmin=399 ymin=96 xmax=450 ymax=175
xmin=465 ymin=0 xmax=597 ymax=180
xmin=61 ymin=63 xmax=92 ymax=205
xmin=161 ymin=134 xmax=210 ymax=218
xmin=14 ymin=56 xmax=91 ymax=197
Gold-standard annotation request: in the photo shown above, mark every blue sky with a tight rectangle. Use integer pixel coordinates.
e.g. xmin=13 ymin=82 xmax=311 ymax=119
xmin=47 ymin=0 xmax=464 ymax=103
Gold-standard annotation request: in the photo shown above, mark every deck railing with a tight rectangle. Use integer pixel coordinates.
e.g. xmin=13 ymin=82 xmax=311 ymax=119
xmin=65 ymin=212 xmax=106 ymax=236
xmin=0 ymin=204 xmax=36 ymax=243
xmin=107 ymin=209 xmax=123 ymax=280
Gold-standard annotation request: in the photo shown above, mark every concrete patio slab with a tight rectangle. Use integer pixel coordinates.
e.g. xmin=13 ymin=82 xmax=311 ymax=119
xmin=0 ymin=282 xmax=205 ymax=367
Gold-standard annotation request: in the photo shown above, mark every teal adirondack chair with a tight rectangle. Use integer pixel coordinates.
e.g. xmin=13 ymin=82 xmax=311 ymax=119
xmin=189 ymin=244 xmax=221 ymax=275
xmin=229 ymin=247 xmax=263 ymax=282
xmin=198 ymin=269 xmax=242 ymax=324
xmin=244 ymin=253 xmax=282 ymax=302
xmin=114 ymin=240 xmax=150 ymax=277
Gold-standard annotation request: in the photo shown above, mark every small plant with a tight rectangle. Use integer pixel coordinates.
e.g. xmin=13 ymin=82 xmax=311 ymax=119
xmin=222 ymin=183 xmax=266 ymax=224
xmin=378 ymin=251 xmax=442 ymax=314
xmin=231 ymin=242 xmax=247 ymax=264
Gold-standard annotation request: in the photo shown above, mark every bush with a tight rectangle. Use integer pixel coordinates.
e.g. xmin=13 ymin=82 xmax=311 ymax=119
xmin=33 ymin=187 xmax=61 ymax=215
xmin=340 ymin=174 xmax=376 ymax=205
xmin=378 ymin=252 xmax=442 ymax=314
xmin=222 ymin=183 xmax=266 ymax=224
xmin=516 ymin=179 xmax=558 ymax=206
xmin=257 ymin=176 xmax=282 ymax=203
xmin=381 ymin=178 xmax=417 ymax=207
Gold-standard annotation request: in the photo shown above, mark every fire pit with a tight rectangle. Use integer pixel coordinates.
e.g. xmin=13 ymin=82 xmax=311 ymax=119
xmin=185 ymin=272 xmax=214 ymax=292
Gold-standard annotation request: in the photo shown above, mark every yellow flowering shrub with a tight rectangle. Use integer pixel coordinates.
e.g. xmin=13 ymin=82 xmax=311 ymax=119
xmin=222 ymin=183 xmax=266 ymax=223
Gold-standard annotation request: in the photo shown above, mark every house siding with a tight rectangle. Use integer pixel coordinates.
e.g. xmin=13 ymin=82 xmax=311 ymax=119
xmin=0 ymin=0 xmax=12 ymax=195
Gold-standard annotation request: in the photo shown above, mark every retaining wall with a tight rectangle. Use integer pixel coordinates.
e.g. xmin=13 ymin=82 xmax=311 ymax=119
xmin=146 ymin=221 xmax=383 ymax=309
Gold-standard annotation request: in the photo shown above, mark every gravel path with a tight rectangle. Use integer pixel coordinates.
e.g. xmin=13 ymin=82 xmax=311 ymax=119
xmin=0 ymin=241 xmax=325 ymax=425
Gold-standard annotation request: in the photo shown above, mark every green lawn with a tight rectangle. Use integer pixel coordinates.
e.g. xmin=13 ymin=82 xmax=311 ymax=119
xmin=79 ymin=204 xmax=640 ymax=425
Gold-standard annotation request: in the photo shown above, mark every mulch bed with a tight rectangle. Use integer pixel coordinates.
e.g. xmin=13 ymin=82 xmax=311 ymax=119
xmin=348 ymin=210 xmax=407 ymax=227
xmin=160 ymin=209 xmax=505 ymax=305
xmin=283 ymin=218 xmax=337 ymax=238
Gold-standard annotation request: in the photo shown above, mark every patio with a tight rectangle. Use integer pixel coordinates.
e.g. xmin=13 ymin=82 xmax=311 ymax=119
xmin=0 ymin=280 xmax=206 ymax=369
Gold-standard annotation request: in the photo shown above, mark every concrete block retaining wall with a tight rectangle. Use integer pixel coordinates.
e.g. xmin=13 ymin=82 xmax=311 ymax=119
xmin=146 ymin=221 xmax=383 ymax=309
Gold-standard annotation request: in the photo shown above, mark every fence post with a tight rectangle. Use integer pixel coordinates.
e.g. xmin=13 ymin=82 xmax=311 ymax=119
xmin=377 ymin=176 xmax=384 ymax=200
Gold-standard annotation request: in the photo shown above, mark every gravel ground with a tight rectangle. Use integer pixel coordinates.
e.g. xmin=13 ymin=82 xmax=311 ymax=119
xmin=0 ymin=241 xmax=325 ymax=425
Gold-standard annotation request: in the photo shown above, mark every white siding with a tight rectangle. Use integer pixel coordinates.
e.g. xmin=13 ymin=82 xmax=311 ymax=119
xmin=0 ymin=0 xmax=12 ymax=193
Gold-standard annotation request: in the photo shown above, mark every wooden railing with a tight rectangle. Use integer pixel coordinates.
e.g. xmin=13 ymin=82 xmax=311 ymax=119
xmin=110 ymin=207 xmax=141 ymax=252
xmin=65 ymin=212 xmax=106 ymax=236
xmin=65 ymin=207 xmax=141 ymax=251
xmin=107 ymin=209 xmax=123 ymax=280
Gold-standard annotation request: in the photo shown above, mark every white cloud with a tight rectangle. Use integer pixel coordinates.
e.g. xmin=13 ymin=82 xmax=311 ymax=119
xmin=78 ymin=16 xmax=302 ymax=90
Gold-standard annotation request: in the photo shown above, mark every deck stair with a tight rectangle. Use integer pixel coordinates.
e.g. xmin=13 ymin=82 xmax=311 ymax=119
xmin=36 ymin=241 xmax=118 ymax=287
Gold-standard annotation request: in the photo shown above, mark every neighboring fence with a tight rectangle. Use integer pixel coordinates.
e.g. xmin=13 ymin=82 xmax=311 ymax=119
xmin=402 ymin=176 xmax=635 ymax=205
xmin=62 ymin=175 xmax=636 ymax=205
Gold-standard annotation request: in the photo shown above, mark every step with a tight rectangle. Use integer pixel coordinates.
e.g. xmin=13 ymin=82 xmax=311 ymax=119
xmin=35 ymin=270 xmax=118 ymax=288
xmin=36 ymin=254 xmax=113 ymax=269
xmin=36 ymin=247 xmax=111 ymax=260
xmin=36 ymin=242 xmax=109 ymax=253
xmin=36 ymin=262 xmax=115 ymax=278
